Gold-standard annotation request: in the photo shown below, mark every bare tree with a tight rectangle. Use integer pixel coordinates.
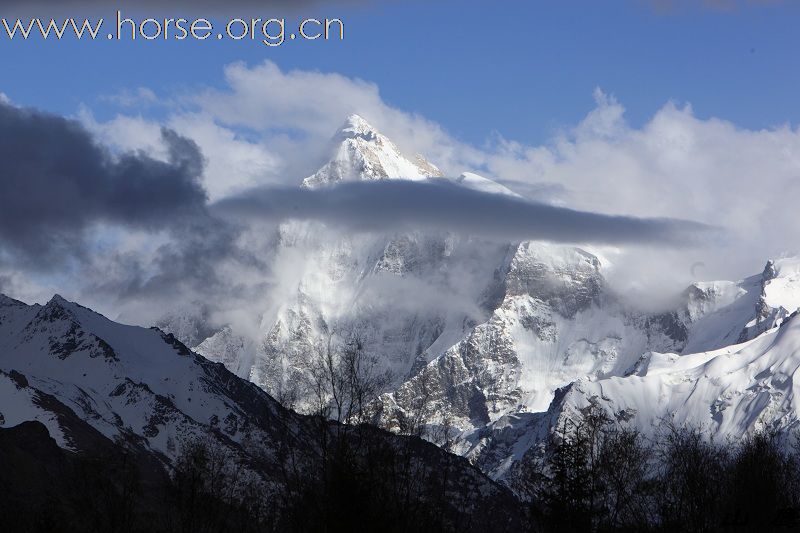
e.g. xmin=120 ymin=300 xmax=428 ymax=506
xmin=305 ymin=327 xmax=392 ymax=427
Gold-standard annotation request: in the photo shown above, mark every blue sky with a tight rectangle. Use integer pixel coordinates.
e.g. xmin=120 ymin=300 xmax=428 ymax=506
xmin=2 ymin=0 xmax=799 ymax=146
xmin=5 ymin=0 xmax=800 ymax=310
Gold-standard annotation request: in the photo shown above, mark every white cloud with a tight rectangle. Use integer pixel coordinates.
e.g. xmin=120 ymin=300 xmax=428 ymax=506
xmin=79 ymin=107 xmax=167 ymax=157
xmin=73 ymin=61 xmax=800 ymax=306
xmin=167 ymin=112 xmax=280 ymax=199
xmin=79 ymin=61 xmax=478 ymax=202
xmin=190 ymin=61 xmax=482 ymax=177
xmin=101 ymin=87 xmax=159 ymax=108
xmin=79 ymin=106 xmax=280 ymax=201
xmin=481 ymin=90 xmax=800 ymax=288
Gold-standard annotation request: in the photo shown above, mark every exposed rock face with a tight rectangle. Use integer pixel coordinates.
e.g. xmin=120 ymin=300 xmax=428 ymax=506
xmin=504 ymin=243 xmax=603 ymax=318
xmin=373 ymin=242 xmax=696 ymax=476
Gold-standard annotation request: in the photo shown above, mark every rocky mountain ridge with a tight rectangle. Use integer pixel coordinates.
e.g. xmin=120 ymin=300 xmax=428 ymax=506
xmin=0 ymin=292 xmax=522 ymax=529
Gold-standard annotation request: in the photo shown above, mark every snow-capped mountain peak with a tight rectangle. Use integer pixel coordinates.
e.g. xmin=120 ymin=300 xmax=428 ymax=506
xmin=302 ymin=114 xmax=442 ymax=188
xmin=335 ymin=113 xmax=381 ymax=141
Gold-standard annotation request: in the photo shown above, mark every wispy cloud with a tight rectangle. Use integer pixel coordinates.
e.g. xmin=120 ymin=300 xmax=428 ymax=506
xmin=100 ymin=87 xmax=159 ymax=108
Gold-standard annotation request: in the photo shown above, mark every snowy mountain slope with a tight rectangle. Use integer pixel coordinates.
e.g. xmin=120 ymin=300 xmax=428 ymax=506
xmin=679 ymin=278 xmax=760 ymax=353
xmin=468 ymin=258 xmax=800 ymax=480
xmin=679 ymin=257 xmax=800 ymax=353
xmin=241 ymin=225 xmax=510 ymax=408
xmin=0 ymin=369 xmax=69 ymax=447
xmin=195 ymin=325 xmax=256 ymax=378
xmin=0 ymin=294 xmax=306 ymax=476
xmin=540 ymin=309 xmax=800 ymax=448
xmin=0 ymin=292 xmax=524 ymax=528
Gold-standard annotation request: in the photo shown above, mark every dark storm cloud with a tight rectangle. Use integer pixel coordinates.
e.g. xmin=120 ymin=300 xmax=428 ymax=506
xmin=0 ymin=101 xmax=207 ymax=266
xmin=213 ymin=179 xmax=717 ymax=246
xmin=102 ymin=215 xmax=256 ymax=299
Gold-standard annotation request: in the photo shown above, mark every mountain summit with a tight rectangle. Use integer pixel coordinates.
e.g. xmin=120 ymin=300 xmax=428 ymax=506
xmin=335 ymin=113 xmax=382 ymax=141
xmin=302 ymin=114 xmax=442 ymax=188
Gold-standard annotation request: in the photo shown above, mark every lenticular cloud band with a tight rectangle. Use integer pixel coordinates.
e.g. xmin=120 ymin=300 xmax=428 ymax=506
xmin=213 ymin=178 xmax=716 ymax=246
